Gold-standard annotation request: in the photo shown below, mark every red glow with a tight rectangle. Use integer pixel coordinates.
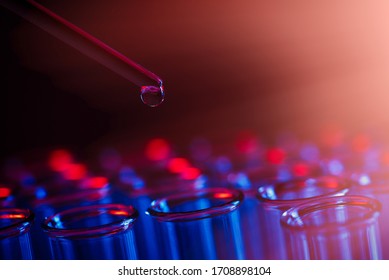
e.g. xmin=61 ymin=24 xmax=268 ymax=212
xmin=352 ymin=134 xmax=371 ymax=153
xmin=320 ymin=177 xmax=339 ymax=189
xmin=266 ymin=148 xmax=286 ymax=164
xmin=0 ymin=187 xmax=11 ymax=198
xmin=48 ymin=149 xmax=73 ymax=172
xmin=168 ymin=158 xmax=190 ymax=173
xmin=82 ymin=177 xmax=108 ymax=189
xmin=292 ymin=163 xmax=310 ymax=177
xmin=181 ymin=167 xmax=201 ymax=180
xmin=320 ymin=124 xmax=344 ymax=148
xmin=62 ymin=163 xmax=87 ymax=180
xmin=145 ymin=138 xmax=171 ymax=161
xmin=235 ymin=131 xmax=258 ymax=154
xmin=0 ymin=214 xmax=25 ymax=219
xmin=109 ymin=210 xmax=128 ymax=216
xmin=214 ymin=192 xmax=233 ymax=199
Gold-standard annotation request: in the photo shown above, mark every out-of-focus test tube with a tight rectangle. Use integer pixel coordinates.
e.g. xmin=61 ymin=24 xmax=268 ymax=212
xmin=256 ymin=176 xmax=350 ymax=259
xmin=281 ymin=196 xmax=382 ymax=259
xmin=146 ymin=188 xmax=245 ymax=260
xmin=42 ymin=204 xmax=138 ymax=260
xmin=0 ymin=208 xmax=34 ymax=259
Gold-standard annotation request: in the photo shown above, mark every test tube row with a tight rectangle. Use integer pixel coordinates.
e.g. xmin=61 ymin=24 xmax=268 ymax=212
xmin=1 ymin=129 xmax=389 ymax=260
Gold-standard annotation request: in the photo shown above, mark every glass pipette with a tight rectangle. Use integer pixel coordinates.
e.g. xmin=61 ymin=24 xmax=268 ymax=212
xmin=0 ymin=0 xmax=164 ymax=107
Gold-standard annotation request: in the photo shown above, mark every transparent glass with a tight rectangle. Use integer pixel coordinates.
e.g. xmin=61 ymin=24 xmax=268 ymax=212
xmin=42 ymin=204 xmax=138 ymax=260
xmin=256 ymin=175 xmax=350 ymax=259
xmin=281 ymin=196 xmax=382 ymax=259
xmin=31 ymin=187 xmax=112 ymax=259
xmin=350 ymin=170 xmax=389 ymax=258
xmin=0 ymin=208 xmax=34 ymax=259
xmin=117 ymin=175 xmax=206 ymax=260
xmin=146 ymin=188 xmax=245 ymax=260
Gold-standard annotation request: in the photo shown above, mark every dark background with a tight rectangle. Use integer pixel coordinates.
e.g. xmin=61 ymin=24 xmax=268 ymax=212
xmin=3 ymin=0 xmax=389 ymax=161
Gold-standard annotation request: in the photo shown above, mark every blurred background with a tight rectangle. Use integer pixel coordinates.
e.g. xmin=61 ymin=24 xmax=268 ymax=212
xmin=2 ymin=0 xmax=389 ymax=160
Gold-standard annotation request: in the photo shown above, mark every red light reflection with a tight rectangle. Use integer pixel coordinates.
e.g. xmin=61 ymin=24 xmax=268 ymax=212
xmin=62 ymin=163 xmax=87 ymax=180
xmin=266 ymin=148 xmax=286 ymax=164
xmin=292 ymin=163 xmax=310 ymax=177
xmin=145 ymin=138 xmax=171 ymax=161
xmin=82 ymin=176 xmax=108 ymax=189
xmin=181 ymin=167 xmax=201 ymax=180
xmin=214 ymin=192 xmax=233 ymax=199
xmin=235 ymin=131 xmax=258 ymax=154
xmin=0 ymin=187 xmax=11 ymax=198
xmin=48 ymin=149 xmax=73 ymax=172
xmin=168 ymin=158 xmax=190 ymax=173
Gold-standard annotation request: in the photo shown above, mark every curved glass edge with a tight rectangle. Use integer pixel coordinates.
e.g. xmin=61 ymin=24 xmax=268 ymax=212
xmin=280 ymin=195 xmax=381 ymax=232
xmin=0 ymin=208 xmax=34 ymax=239
xmin=256 ymin=176 xmax=351 ymax=209
xmin=42 ymin=204 xmax=138 ymax=239
xmin=146 ymin=187 xmax=244 ymax=222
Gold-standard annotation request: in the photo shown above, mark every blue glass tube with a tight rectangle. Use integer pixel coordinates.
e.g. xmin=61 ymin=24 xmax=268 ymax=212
xmin=146 ymin=188 xmax=245 ymax=260
xmin=281 ymin=196 xmax=382 ymax=259
xmin=30 ymin=187 xmax=113 ymax=259
xmin=349 ymin=171 xmax=389 ymax=259
xmin=42 ymin=204 xmax=138 ymax=260
xmin=116 ymin=170 xmax=208 ymax=260
xmin=0 ymin=208 xmax=34 ymax=259
xmin=256 ymin=175 xmax=350 ymax=259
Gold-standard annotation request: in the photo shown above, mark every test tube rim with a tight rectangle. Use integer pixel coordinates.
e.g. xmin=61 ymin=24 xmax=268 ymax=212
xmin=146 ymin=187 xmax=244 ymax=222
xmin=0 ymin=208 xmax=34 ymax=239
xmin=42 ymin=203 xmax=138 ymax=239
xmin=256 ymin=175 xmax=350 ymax=209
xmin=280 ymin=195 xmax=381 ymax=232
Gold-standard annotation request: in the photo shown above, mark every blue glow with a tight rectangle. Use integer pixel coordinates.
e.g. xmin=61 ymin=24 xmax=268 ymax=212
xmin=300 ymin=143 xmax=320 ymax=162
xmin=215 ymin=156 xmax=232 ymax=173
xmin=227 ymin=173 xmax=251 ymax=190
xmin=328 ymin=159 xmax=344 ymax=175
xmin=21 ymin=173 xmax=36 ymax=187
xmin=35 ymin=186 xmax=47 ymax=199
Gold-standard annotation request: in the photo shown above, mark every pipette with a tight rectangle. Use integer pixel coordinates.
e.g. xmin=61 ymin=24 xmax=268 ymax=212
xmin=0 ymin=0 xmax=164 ymax=107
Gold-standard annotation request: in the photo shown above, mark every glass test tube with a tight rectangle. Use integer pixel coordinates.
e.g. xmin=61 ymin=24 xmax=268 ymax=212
xmin=116 ymin=166 xmax=208 ymax=260
xmin=42 ymin=204 xmax=138 ymax=260
xmin=350 ymin=171 xmax=389 ymax=259
xmin=30 ymin=186 xmax=113 ymax=259
xmin=256 ymin=176 xmax=350 ymax=259
xmin=146 ymin=188 xmax=245 ymax=260
xmin=281 ymin=196 xmax=382 ymax=259
xmin=119 ymin=182 xmax=200 ymax=260
xmin=0 ymin=208 xmax=34 ymax=259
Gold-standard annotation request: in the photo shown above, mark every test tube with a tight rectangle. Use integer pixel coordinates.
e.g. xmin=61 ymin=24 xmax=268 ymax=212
xmin=116 ymin=165 xmax=207 ymax=259
xmin=256 ymin=175 xmax=350 ymax=259
xmin=31 ymin=186 xmax=113 ymax=259
xmin=0 ymin=0 xmax=164 ymax=106
xmin=0 ymin=208 xmax=34 ymax=259
xmin=42 ymin=204 xmax=138 ymax=260
xmin=281 ymin=196 xmax=382 ymax=259
xmin=146 ymin=188 xmax=245 ymax=260
xmin=349 ymin=171 xmax=389 ymax=259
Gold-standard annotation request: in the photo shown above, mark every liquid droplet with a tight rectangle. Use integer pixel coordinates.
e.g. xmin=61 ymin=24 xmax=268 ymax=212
xmin=140 ymin=84 xmax=165 ymax=107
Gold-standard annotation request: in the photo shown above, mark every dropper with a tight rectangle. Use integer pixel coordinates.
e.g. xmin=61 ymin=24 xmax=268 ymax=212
xmin=0 ymin=0 xmax=164 ymax=107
